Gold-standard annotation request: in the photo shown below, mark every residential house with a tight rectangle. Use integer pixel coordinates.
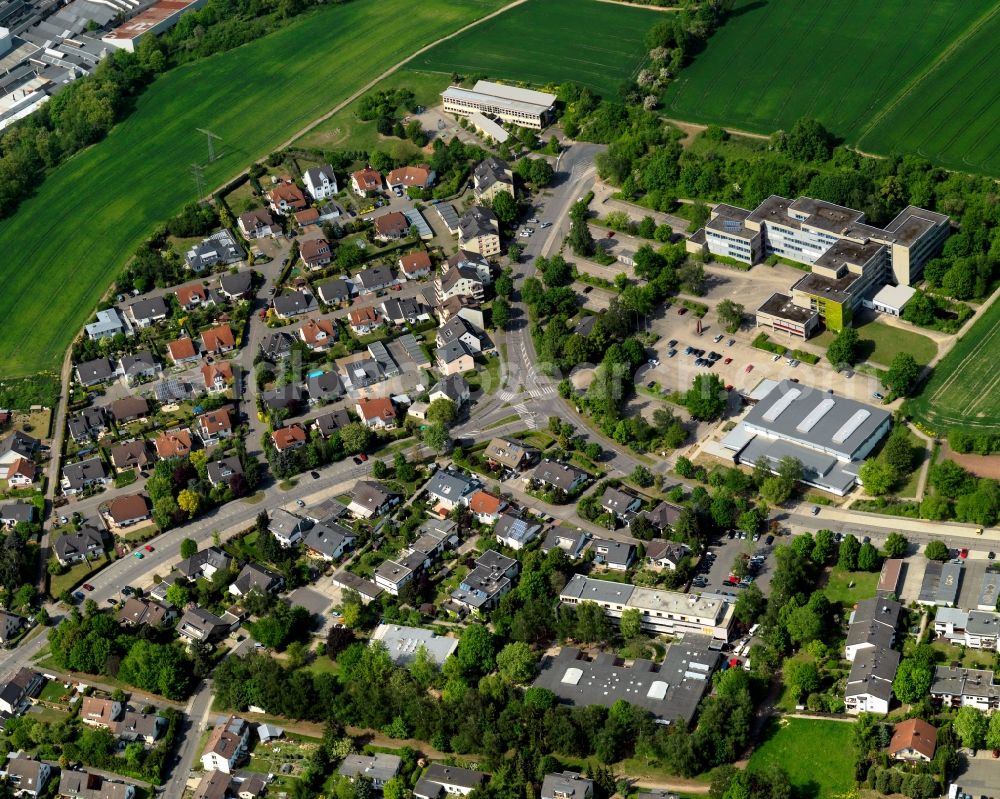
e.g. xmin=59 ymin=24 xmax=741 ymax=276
xmin=435 ymin=266 xmax=485 ymax=304
xmin=0 ymin=432 xmax=38 ymax=471
xmin=53 ymin=526 xmax=106 ymax=565
xmin=385 ymin=165 xmax=435 ymax=192
xmin=201 ymin=324 xmax=236 ymax=355
xmin=317 ymin=277 xmax=352 ymax=306
xmin=261 ymin=384 xmax=303 ymax=415
xmin=429 ymin=374 xmax=470 ymax=407
xmin=6 ymin=458 xmax=36 ymax=487
xmin=176 ymin=546 xmax=234 ymax=580
xmin=271 ymin=425 xmax=307 ymax=453
xmin=269 ymin=508 xmax=312 ymax=548
xmin=303 ymin=165 xmax=338 ymax=200
xmin=106 ymin=493 xmax=150 ymax=527
xmin=3 ymin=756 xmax=50 ymax=797
xmin=531 ymin=461 xmax=588 ymax=495
xmin=408 ymin=519 xmax=457 ymax=565
xmin=300 ymin=238 xmax=333 ymax=270
xmin=446 ymin=249 xmax=492 ymax=285
xmin=178 ymin=608 xmax=231 ymax=645
xmin=436 ymin=315 xmax=484 ymax=355
xmin=845 ymin=647 xmax=900 ymax=715
xmin=110 ymin=439 xmax=153 ymax=471
xmin=426 ymin=469 xmax=480 ymax=512
xmin=109 ymin=396 xmax=149 ymax=424
xmin=267 ymin=181 xmax=307 ymax=214
xmin=312 ymin=408 xmax=352 ymax=438
xmin=0 ymin=612 xmax=24 ymax=645
xmin=645 ymin=540 xmax=689 ymax=571
xmin=355 ymin=265 xmax=396 ymax=295
xmin=306 ymin=371 xmax=344 ymax=404
xmin=302 ymin=522 xmax=355 ymax=561
xmin=437 ymin=296 xmax=485 ymax=329
xmin=68 ymin=407 xmax=108 ymax=443
xmin=348 ymin=480 xmax=399 ymax=519
xmin=198 ymin=408 xmax=233 ymax=444
xmin=299 ymin=318 xmax=336 ymax=351
xmin=202 ymin=362 xmax=233 ymax=393
xmin=450 ymin=550 xmax=518 ymax=612
xmin=339 ymin=356 xmax=384 ymax=390
xmin=259 ymin=331 xmax=296 ymax=361
xmin=273 ymin=290 xmax=318 ymax=319
xmin=296 ymin=207 xmax=321 ymax=227
xmin=0 ymin=668 xmax=42 ymax=715
xmin=473 ymin=157 xmax=514 ymax=203
xmin=85 ymin=308 xmax=130 ymax=340
xmin=374 ymin=552 xmax=424 ymax=597
xmin=192 ymin=771 xmax=232 ymax=799
xmin=117 ymin=597 xmax=173 ymax=629
xmin=930 ymin=666 xmax=1000 ymax=712
xmin=888 ymin=718 xmax=937 ymax=762
xmin=413 ymin=764 xmax=486 ymax=799
xmin=845 ymin=598 xmax=903 ymax=662
xmin=356 ymin=397 xmax=397 ymax=429
xmin=349 ymin=306 xmax=382 ymax=334
xmin=218 ymin=270 xmax=254 ymax=301
xmin=126 ymin=296 xmax=169 ymax=328
xmin=229 ymin=563 xmax=284 ymax=597
xmin=201 ymin=715 xmax=252 ymax=773
xmin=176 ymin=283 xmax=211 ymax=311
xmin=60 ymin=459 xmax=109 ymax=496
xmin=600 ymin=486 xmax=642 ymax=520
xmin=206 ymin=457 xmax=243 ymax=488
xmin=591 ymin=538 xmax=636 ymax=571
xmin=76 ymin=357 xmax=116 ymax=386
xmin=339 ymin=753 xmax=403 ymax=790
xmin=238 ymin=208 xmax=279 ymax=239
xmin=374 ymin=211 xmax=409 ymax=241
xmin=80 ymin=696 xmax=122 ymax=728
xmin=495 ymin=512 xmax=542 ymax=550
xmin=641 ymin=500 xmax=683 ymax=536
xmin=117 ymin=351 xmax=159 ymax=384
xmin=541 ymin=528 xmax=589 ymax=559
xmin=186 ymin=230 xmax=245 ymax=272
xmin=351 ymin=168 xmax=383 ymax=196
xmin=381 ymin=297 xmax=430 ymax=326
xmin=332 ymin=571 xmax=384 ymax=604
xmin=469 ymin=490 xmax=505 ymax=525
xmin=399 ymin=251 xmax=432 ymax=279
xmin=541 ymin=772 xmax=593 ymax=799
xmin=484 ymin=437 xmax=538 ymax=472
xmin=154 ymin=429 xmax=193 ymax=459
xmin=0 ymin=501 xmax=34 ymax=528
xmin=457 ymin=206 xmax=500 ymax=257
xmin=58 ymin=771 xmax=135 ymax=799
xmin=168 ymin=336 xmax=201 ymax=365
xmin=435 ymin=341 xmax=474 ymax=376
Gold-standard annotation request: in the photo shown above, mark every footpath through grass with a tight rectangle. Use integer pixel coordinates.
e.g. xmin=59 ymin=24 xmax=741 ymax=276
xmin=0 ymin=0 xmax=506 ymax=377
xmin=749 ymin=717 xmax=855 ymax=799
xmin=413 ymin=0 xmax=660 ymax=97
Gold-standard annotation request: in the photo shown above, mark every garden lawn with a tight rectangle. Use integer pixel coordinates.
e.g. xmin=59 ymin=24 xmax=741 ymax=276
xmin=906 ymin=295 xmax=1000 ymax=435
xmin=814 ymin=318 xmax=937 ymax=366
xmin=660 ymin=0 xmax=1000 ymax=177
xmin=749 ymin=718 xmax=855 ymax=799
xmin=0 ymin=0 xmax=506 ymax=376
xmin=822 ymin=566 xmax=878 ymax=609
xmin=412 ymin=0 xmax=660 ymax=97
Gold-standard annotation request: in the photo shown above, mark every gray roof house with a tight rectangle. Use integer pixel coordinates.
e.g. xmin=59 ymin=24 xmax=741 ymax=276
xmin=414 ymin=764 xmax=487 ymax=799
xmin=303 ymin=165 xmax=338 ymax=200
xmin=436 ymin=315 xmax=483 ymax=353
xmin=541 ymin=772 xmax=593 ymax=799
xmin=0 ymin=668 xmax=43 ymax=716
xmin=642 ymin=500 xmax=684 ymax=533
xmin=60 ymin=458 xmax=109 ymax=495
xmin=186 ymin=229 xmax=245 ymax=272
xmin=371 ymin=623 xmax=459 ymax=667
xmin=495 ymin=512 xmax=543 ymax=551
xmin=338 ymin=753 xmax=402 ymax=789
xmin=381 ymin=297 xmax=431 ymax=325
xmin=218 ymin=270 xmax=254 ymax=300
xmin=591 ymin=538 xmax=636 ymax=571
xmin=268 ymin=508 xmax=312 ymax=548
xmin=259 ymin=331 xmax=296 ymax=361
xmin=53 ymin=527 xmax=106 ymax=565
xmin=177 ymin=607 xmax=231 ymax=644
xmin=261 ymin=384 xmax=303 ymax=413
xmin=426 ymin=468 xmax=480 ymax=511
xmin=206 ymin=456 xmax=244 ymax=487
xmin=307 ymin=371 xmax=344 ymax=404
xmin=355 ymin=265 xmax=396 ymax=294
xmin=429 ymin=374 xmax=471 ymax=407
xmin=600 ymin=486 xmax=642 ymax=519
xmin=0 ymin=501 xmax=35 ymax=527
xmin=645 ymin=540 xmax=689 ymax=571
xmin=302 ymin=522 xmax=356 ymax=561
xmin=0 ymin=611 xmax=24 ymax=644
xmin=451 ymin=551 xmax=518 ymax=612
xmin=317 ymin=277 xmax=353 ymax=305
xmin=126 ymin=296 xmax=169 ymax=328
xmin=3 ymin=756 xmax=51 ymax=797
xmin=85 ymin=307 xmax=131 ymax=340
xmin=348 ymin=481 xmax=399 ymax=519
xmin=272 ymin=290 xmax=318 ymax=318
xmin=484 ymin=437 xmax=539 ymax=472
xmin=68 ymin=407 xmax=108 ymax=442
xmin=176 ymin=546 xmax=234 ymax=580
xmin=76 ymin=357 xmax=116 ymax=386
xmin=58 ymin=771 xmax=136 ymax=799
xmin=531 ymin=461 xmax=589 ymax=494
xmin=313 ymin=408 xmax=352 ymax=438
xmin=229 ymin=563 xmax=284 ymax=597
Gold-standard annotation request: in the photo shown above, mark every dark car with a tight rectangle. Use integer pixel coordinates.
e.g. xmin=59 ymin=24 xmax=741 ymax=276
xmin=311 ymin=470 xmax=320 ymax=479
xmin=765 ymin=535 xmax=775 ymax=545
xmin=583 ymin=286 xmax=593 ymax=294
xmin=353 ymin=456 xmax=362 ymax=465
xmin=83 ymin=583 xmax=94 ymax=591
xmin=73 ymin=591 xmax=85 ymax=602
xmin=667 ymin=339 xmax=678 ymax=348
xmin=678 ymin=307 xmax=688 ymax=315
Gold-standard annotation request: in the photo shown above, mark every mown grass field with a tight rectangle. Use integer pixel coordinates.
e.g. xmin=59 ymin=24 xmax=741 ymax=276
xmin=906 ymin=297 xmax=1000 ymax=434
xmin=412 ymin=0 xmax=660 ymax=97
xmin=814 ymin=318 xmax=938 ymax=367
xmin=661 ymin=0 xmax=1000 ymax=175
xmin=0 ymin=0 xmax=506 ymax=376
xmin=749 ymin=718 xmax=855 ymax=799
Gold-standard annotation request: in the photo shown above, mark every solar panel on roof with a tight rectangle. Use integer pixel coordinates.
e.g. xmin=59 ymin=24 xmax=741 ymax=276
xmin=723 ymin=219 xmax=741 ymax=232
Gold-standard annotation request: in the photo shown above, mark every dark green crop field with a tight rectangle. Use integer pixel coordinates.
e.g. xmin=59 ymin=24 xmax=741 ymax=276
xmin=0 ymin=0 xmax=504 ymax=376
xmin=413 ymin=0 xmax=661 ymax=97
xmin=661 ymin=0 xmax=1000 ymax=176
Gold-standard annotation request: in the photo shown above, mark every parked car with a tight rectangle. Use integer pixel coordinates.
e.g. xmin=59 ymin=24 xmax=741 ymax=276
xmin=872 ymin=392 xmax=885 ymax=400
xmin=724 ymin=357 xmax=733 ymax=364
xmin=83 ymin=583 xmax=94 ymax=591
xmin=745 ymin=364 xmax=754 ymax=373
xmin=713 ymin=334 xmax=724 ymax=343
xmin=73 ymin=591 xmax=86 ymax=602
xmin=134 ymin=551 xmax=144 ymax=559
xmin=678 ymin=307 xmax=688 ymax=316
xmin=311 ymin=471 xmax=320 ymax=479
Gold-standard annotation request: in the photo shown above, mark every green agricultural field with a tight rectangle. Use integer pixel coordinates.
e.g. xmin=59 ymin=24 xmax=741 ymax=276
xmin=412 ymin=0 xmax=660 ymax=97
xmin=906 ymin=297 xmax=1000 ymax=435
xmin=0 ymin=0 xmax=505 ymax=376
xmin=661 ymin=0 xmax=1000 ymax=175
xmin=749 ymin=717 xmax=855 ymax=799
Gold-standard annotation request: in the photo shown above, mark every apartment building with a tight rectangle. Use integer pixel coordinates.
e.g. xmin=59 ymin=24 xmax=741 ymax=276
xmin=931 ymin=666 xmax=1000 ymax=712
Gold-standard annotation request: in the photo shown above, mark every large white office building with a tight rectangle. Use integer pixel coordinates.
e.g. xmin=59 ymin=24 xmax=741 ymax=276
xmin=442 ymin=80 xmax=556 ymax=130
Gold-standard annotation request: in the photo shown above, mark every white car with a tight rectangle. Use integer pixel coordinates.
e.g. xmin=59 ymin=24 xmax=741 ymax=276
xmin=519 ymin=231 xmax=531 ymax=238
xmin=540 ymin=221 xmax=552 ymax=228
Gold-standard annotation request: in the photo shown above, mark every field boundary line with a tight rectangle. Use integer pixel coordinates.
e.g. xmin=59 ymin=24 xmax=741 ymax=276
xmin=856 ymin=2 xmax=1000 ymax=144
xmin=206 ymin=0 xmax=528 ymax=197
xmin=928 ymin=315 xmax=1000 ymax=403
xmin=593 ymin=0 xmax=680 ymax=10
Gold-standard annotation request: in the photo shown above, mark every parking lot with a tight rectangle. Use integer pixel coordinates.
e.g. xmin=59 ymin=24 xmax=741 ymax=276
xmin=692 ymin=532 xmax=777 ymax=596
xmin=954 ymin=751 xmax=1000 ymax=798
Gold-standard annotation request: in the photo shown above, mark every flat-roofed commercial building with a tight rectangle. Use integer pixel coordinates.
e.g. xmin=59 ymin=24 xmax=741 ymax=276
xmin=442 ymin=80 xmax=556 ymax=130
xmin=688 ymin=194 xmax=949 ymax=331
xmin=102 ymin=0 xmax=208 ymax=51
xmin=559 ymin=574 xmax=734 ymax=640
xmin=755 ymin=292 xmax=820 ymax=339
xmin=721 ymin=379 xmax=891 ymax=496
xmin=917 ymin=561 xmax=963 ymax=607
